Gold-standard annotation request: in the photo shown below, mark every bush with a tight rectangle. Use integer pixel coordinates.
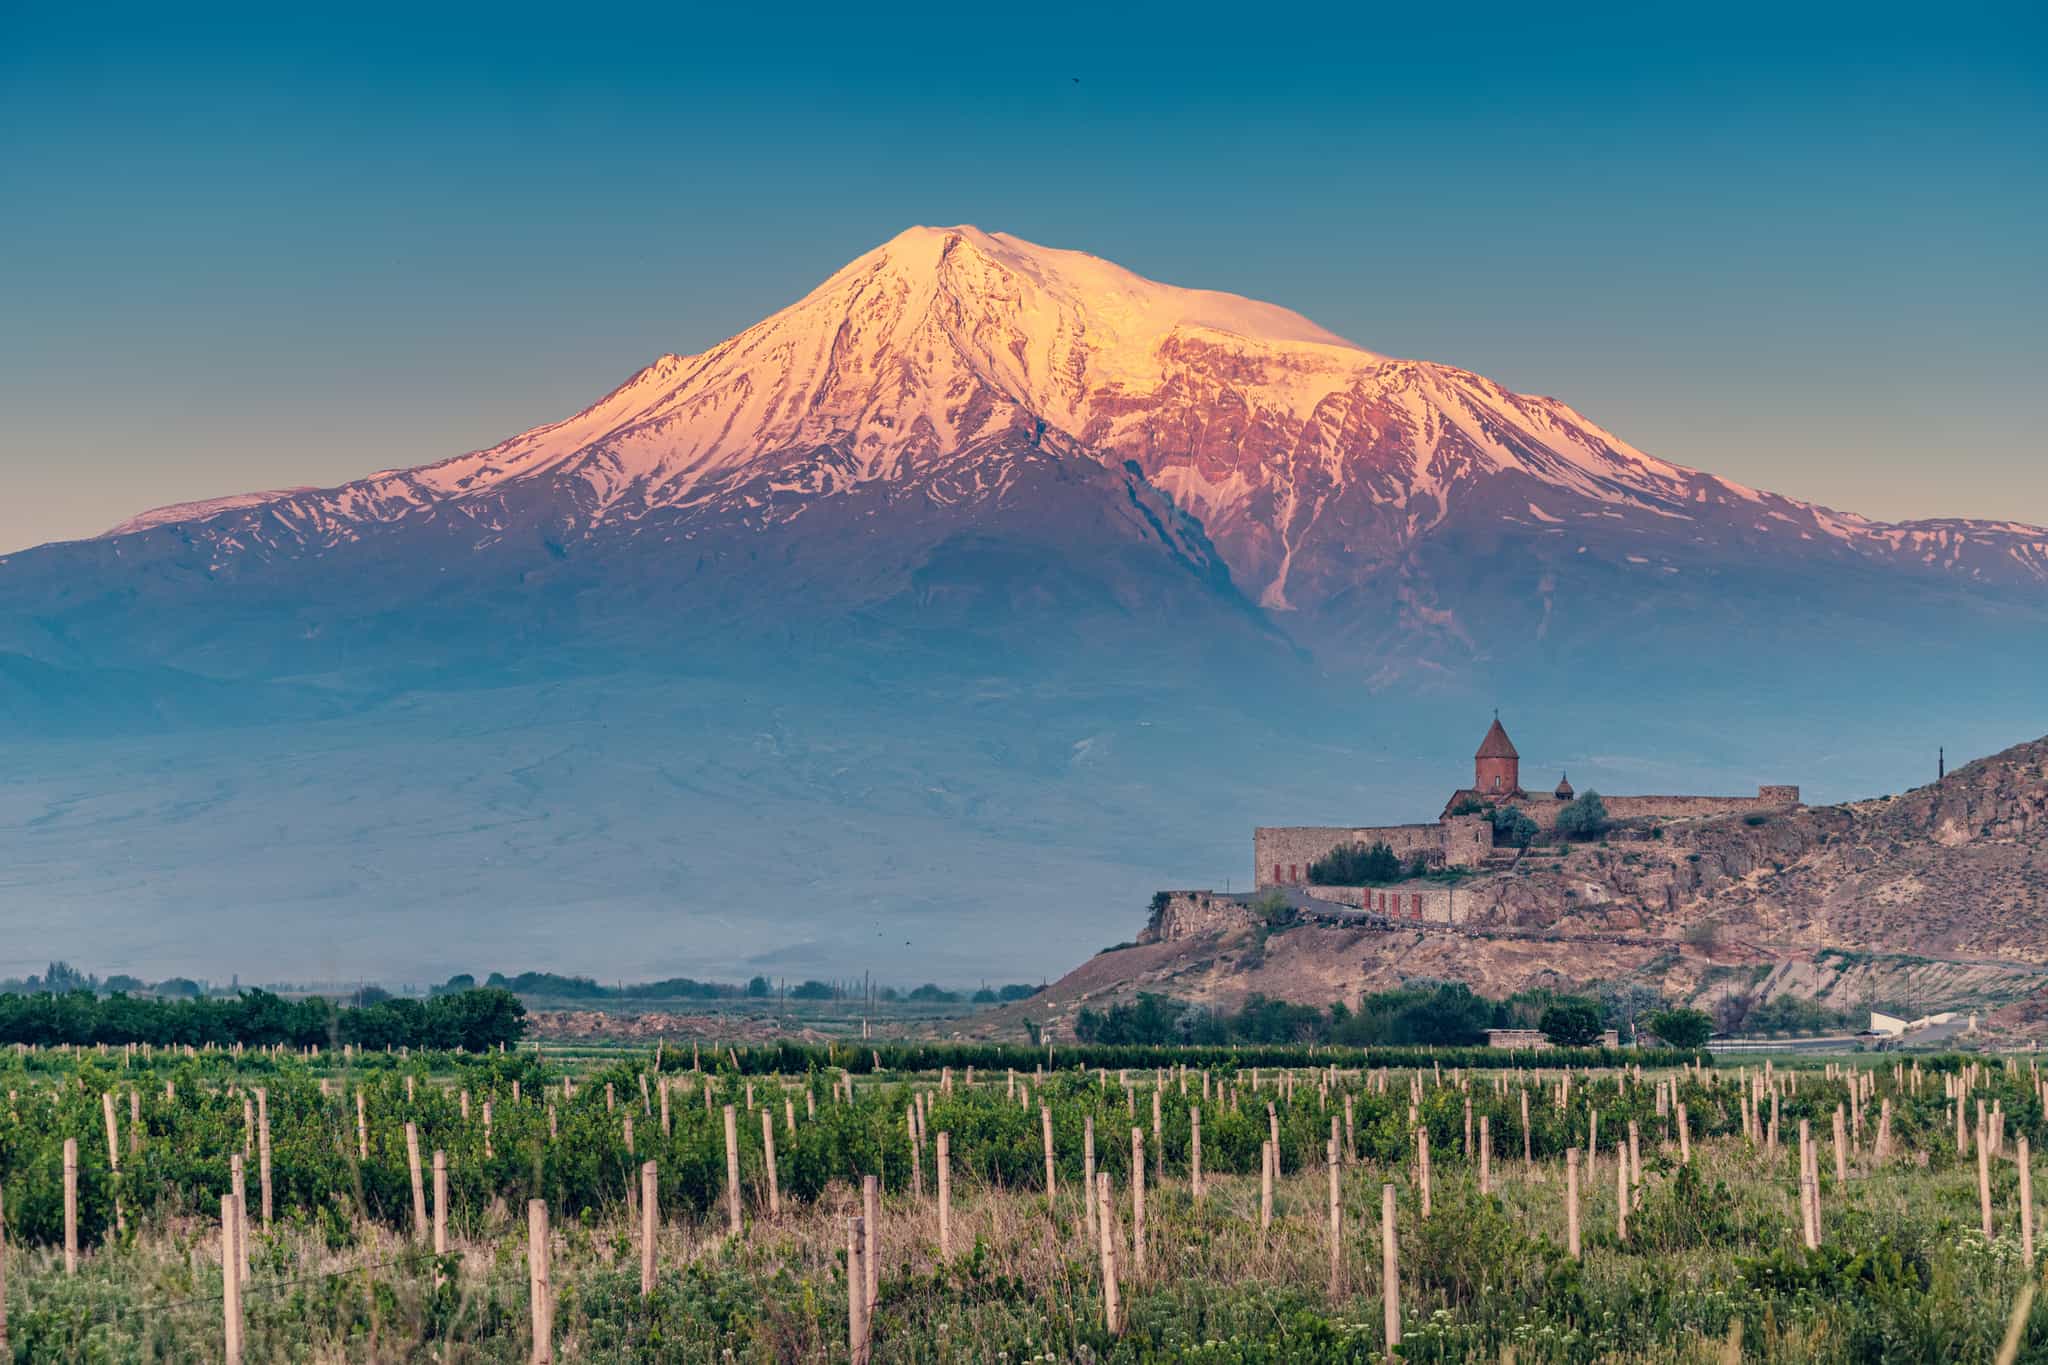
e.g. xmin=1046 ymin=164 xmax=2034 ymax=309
xmin=1491 ymin=806 xmax=1538 ymax=848
xmin=1308 ymin=841 xmax=1402 ymax=885
xmin=1554 ymin=792 xmax=1610 ymax=841
xmin=1538 ymin=1000 xmax=1603 ymax=1047
xmin=1644 ymin=1007 xmax=1713 ymax=1049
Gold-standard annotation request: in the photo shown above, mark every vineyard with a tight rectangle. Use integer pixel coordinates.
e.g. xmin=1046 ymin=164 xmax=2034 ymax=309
xmin=0 ymin=1041 xmax=2045 ymax=1361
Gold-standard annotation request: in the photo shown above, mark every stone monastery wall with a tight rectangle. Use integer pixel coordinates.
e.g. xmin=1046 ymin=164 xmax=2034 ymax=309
xmin=1501 ymin=786 xmax=1802 ymax=830
xmin=1254 ymin=817 xmax=1492 ymax=889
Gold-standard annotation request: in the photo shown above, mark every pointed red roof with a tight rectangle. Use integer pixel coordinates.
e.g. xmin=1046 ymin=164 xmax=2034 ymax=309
xmin=1475 ymin=717 xmax=1518 ymax=760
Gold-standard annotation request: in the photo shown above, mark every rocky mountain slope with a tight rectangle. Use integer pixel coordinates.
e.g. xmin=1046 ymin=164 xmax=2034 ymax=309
xmin=991 ymin=732 xmax=2048 ymax=1037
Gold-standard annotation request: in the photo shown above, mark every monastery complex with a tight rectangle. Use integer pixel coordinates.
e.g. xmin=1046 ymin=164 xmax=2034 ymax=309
xmin=1253 ymin=717 xmax=1801 ymax=892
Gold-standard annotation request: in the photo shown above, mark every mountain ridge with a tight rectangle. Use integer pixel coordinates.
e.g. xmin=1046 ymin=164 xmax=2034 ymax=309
xmin=68 ymin=226 xmax=2048 ymax=613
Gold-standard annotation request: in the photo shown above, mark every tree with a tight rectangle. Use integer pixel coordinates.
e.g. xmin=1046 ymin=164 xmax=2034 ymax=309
xmin=1644 ymin=1007 xmax=1713 ymax=1049
xmin=1491 ymin=806 xmax=1538 ymax=848
xmin=791 ymin=980 xmax=836 ymax=1000
xmin=1308 ymin=840 xmax=1403 ymax=885
xmin=1554 ymin=792 xmax=1610 ymax=841
xmin=746 ymin=976 xmax=771 ymax=998
xmin=1539 ymin=1000 xmax=1604 ymax=1047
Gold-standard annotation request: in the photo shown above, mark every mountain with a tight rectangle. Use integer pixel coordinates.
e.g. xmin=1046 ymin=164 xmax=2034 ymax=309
xmin=2 ymin=226 xmax=2045 ymax=982
xmin=985 ymin=731 xmax=2048 ymax=1041
xmin=33 ymin=227 xmax=2048 ymax=653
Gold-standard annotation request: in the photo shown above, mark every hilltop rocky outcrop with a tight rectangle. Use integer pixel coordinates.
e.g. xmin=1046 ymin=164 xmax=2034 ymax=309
xmin=982 ymin=734 xmax=2048 ymax=1039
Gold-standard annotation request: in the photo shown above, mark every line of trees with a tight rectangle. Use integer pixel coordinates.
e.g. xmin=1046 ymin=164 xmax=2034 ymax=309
xmin=0 ymin=987 xmax=526 ymax=1051
xmin=463 ymin=971 xmax=1042 ymax=1006
xmin=1074 ymin=983 xmax=1717 ymax=1050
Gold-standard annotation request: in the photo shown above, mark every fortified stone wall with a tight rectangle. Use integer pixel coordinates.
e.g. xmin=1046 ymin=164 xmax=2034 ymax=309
xmin=1320 ymin=883 xmax=1473 ymax=925
xmin=1255 ymin=817 xmax=1496 ymax=885
xmin=1506 ymin=787 xmax=1802 ymax=829
xmin=1142 ymin=891 xmax=1258 ymax=943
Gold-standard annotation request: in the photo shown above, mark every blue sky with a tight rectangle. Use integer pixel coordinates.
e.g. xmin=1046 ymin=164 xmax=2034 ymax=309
xmin=2 ymin=0 xmax=2042 ymax=554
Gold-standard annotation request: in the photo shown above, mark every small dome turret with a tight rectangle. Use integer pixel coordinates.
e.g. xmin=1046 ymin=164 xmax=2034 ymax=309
xmin=1555 ymin=772 xmax=1574 ymax=801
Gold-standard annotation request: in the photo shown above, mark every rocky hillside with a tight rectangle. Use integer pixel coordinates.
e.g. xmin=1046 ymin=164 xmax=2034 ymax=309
xmin=987 ymin=733 xmax=2048 ymax=1039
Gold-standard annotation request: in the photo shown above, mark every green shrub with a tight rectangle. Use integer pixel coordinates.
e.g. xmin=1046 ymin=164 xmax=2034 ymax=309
xmin=1555 ymin=792 xmax=1610 ymax=840
xmin=1308 ymin=841 xmax=1402 ymax=884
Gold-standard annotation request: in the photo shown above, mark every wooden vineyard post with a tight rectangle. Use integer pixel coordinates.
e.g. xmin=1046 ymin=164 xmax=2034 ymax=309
xmin=1381 ymin=1182 xmax=1401 ymax=1350
xmin=1479 ymin=1116 xmax=1491 ymax=1195
xmin=2020 ymin=1136 xmax=2035 ymax=1263
xmin=1130 ymin=1127 xmax=1146 ymax=1281
xmin=63 ymin=1138 xmax=77 ymax=1275
xmin=659 ymin=1078 xmax=671 ymax=1137
xmin=1566 ymin=1146 xmax=1582 ymax=1260
xmin=1417 ymin=1127 xmax=1432 ymax=1218
xmin=1260 ymin=1140 xmax=1275 ymax=1231
xmin=1041 ymin=1105 xmax=1057 ymax=1204
xmin=221 ymin=1195 xmax=243 ymax=1365
xmin=100 ymin=1091 xmax=124 ymax=1237
xmin=406 ymin=1123 xmax=428 ymax=1240
xmin=1678 ymin=1103 xmax=1691 ymax=1165
xmin=1798 ymin=1119 xmax=1820 ymax=1249
xmin=1082 ymin=1115 xmax=1097 ymax=1241
xmin=639 ymin=1161 xmax=658 ymax=1298
xmin=1616 ymin=1140 xmax=1629 ymax=1244
xmin=762 ymin=1110 xmax=781 ymax=1218
xmin=862 ymin=1175 xmax=880 ymax=1315
xmin=937 ymin=1131 xmax=953 ymax=1259
xmin=1190 ymin=1108 xmax=1203 ymax=1201
xmin=432 ymin=1150 xmax=448 ymax=1264
xmin=1877 ymin=1098 xmax=1893 ymax=1162
xmin=1522 ymin=1087 xmax=1532 ymax=1166
xmin=230 ymin=1153 xmax=250 ymax=1284
xmin=1326 ymin=1137 xmax=1342 ymax=1300
xmin=1833 ymin=1106 xmax=1849 ymax=1184
xmin=1629 ymin=1121 xmax=1643 ymax=1209
xmin=258 ymin=1093 xmax=273 ymax=1228
xmin=356 ymin=1089 xmax=369 ymax=1161
xmin=1979 ymin=1111 xmax=1995 ymax=1239
xmin=527 ymin=1199 xmax=553 ymax=1365
xmin=722 ymin=1106 xmax=742 ymax=1235
xmin=101 ymin=1091 xmax=119 ymax=1172
xmin=847 ymin=1218 xmax=869 ymax=1365
xmin=1096 ymin=1172 xmax=1123 ymax=1337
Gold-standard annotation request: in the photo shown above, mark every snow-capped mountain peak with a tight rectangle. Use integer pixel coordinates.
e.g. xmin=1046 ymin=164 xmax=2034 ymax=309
xmin=90 ymin=227 xmax=2048 ymax=607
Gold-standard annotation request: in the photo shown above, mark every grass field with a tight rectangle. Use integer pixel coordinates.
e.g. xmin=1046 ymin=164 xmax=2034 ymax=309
xmin=0 ymin=1044 xmax=2043 ymax=1361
